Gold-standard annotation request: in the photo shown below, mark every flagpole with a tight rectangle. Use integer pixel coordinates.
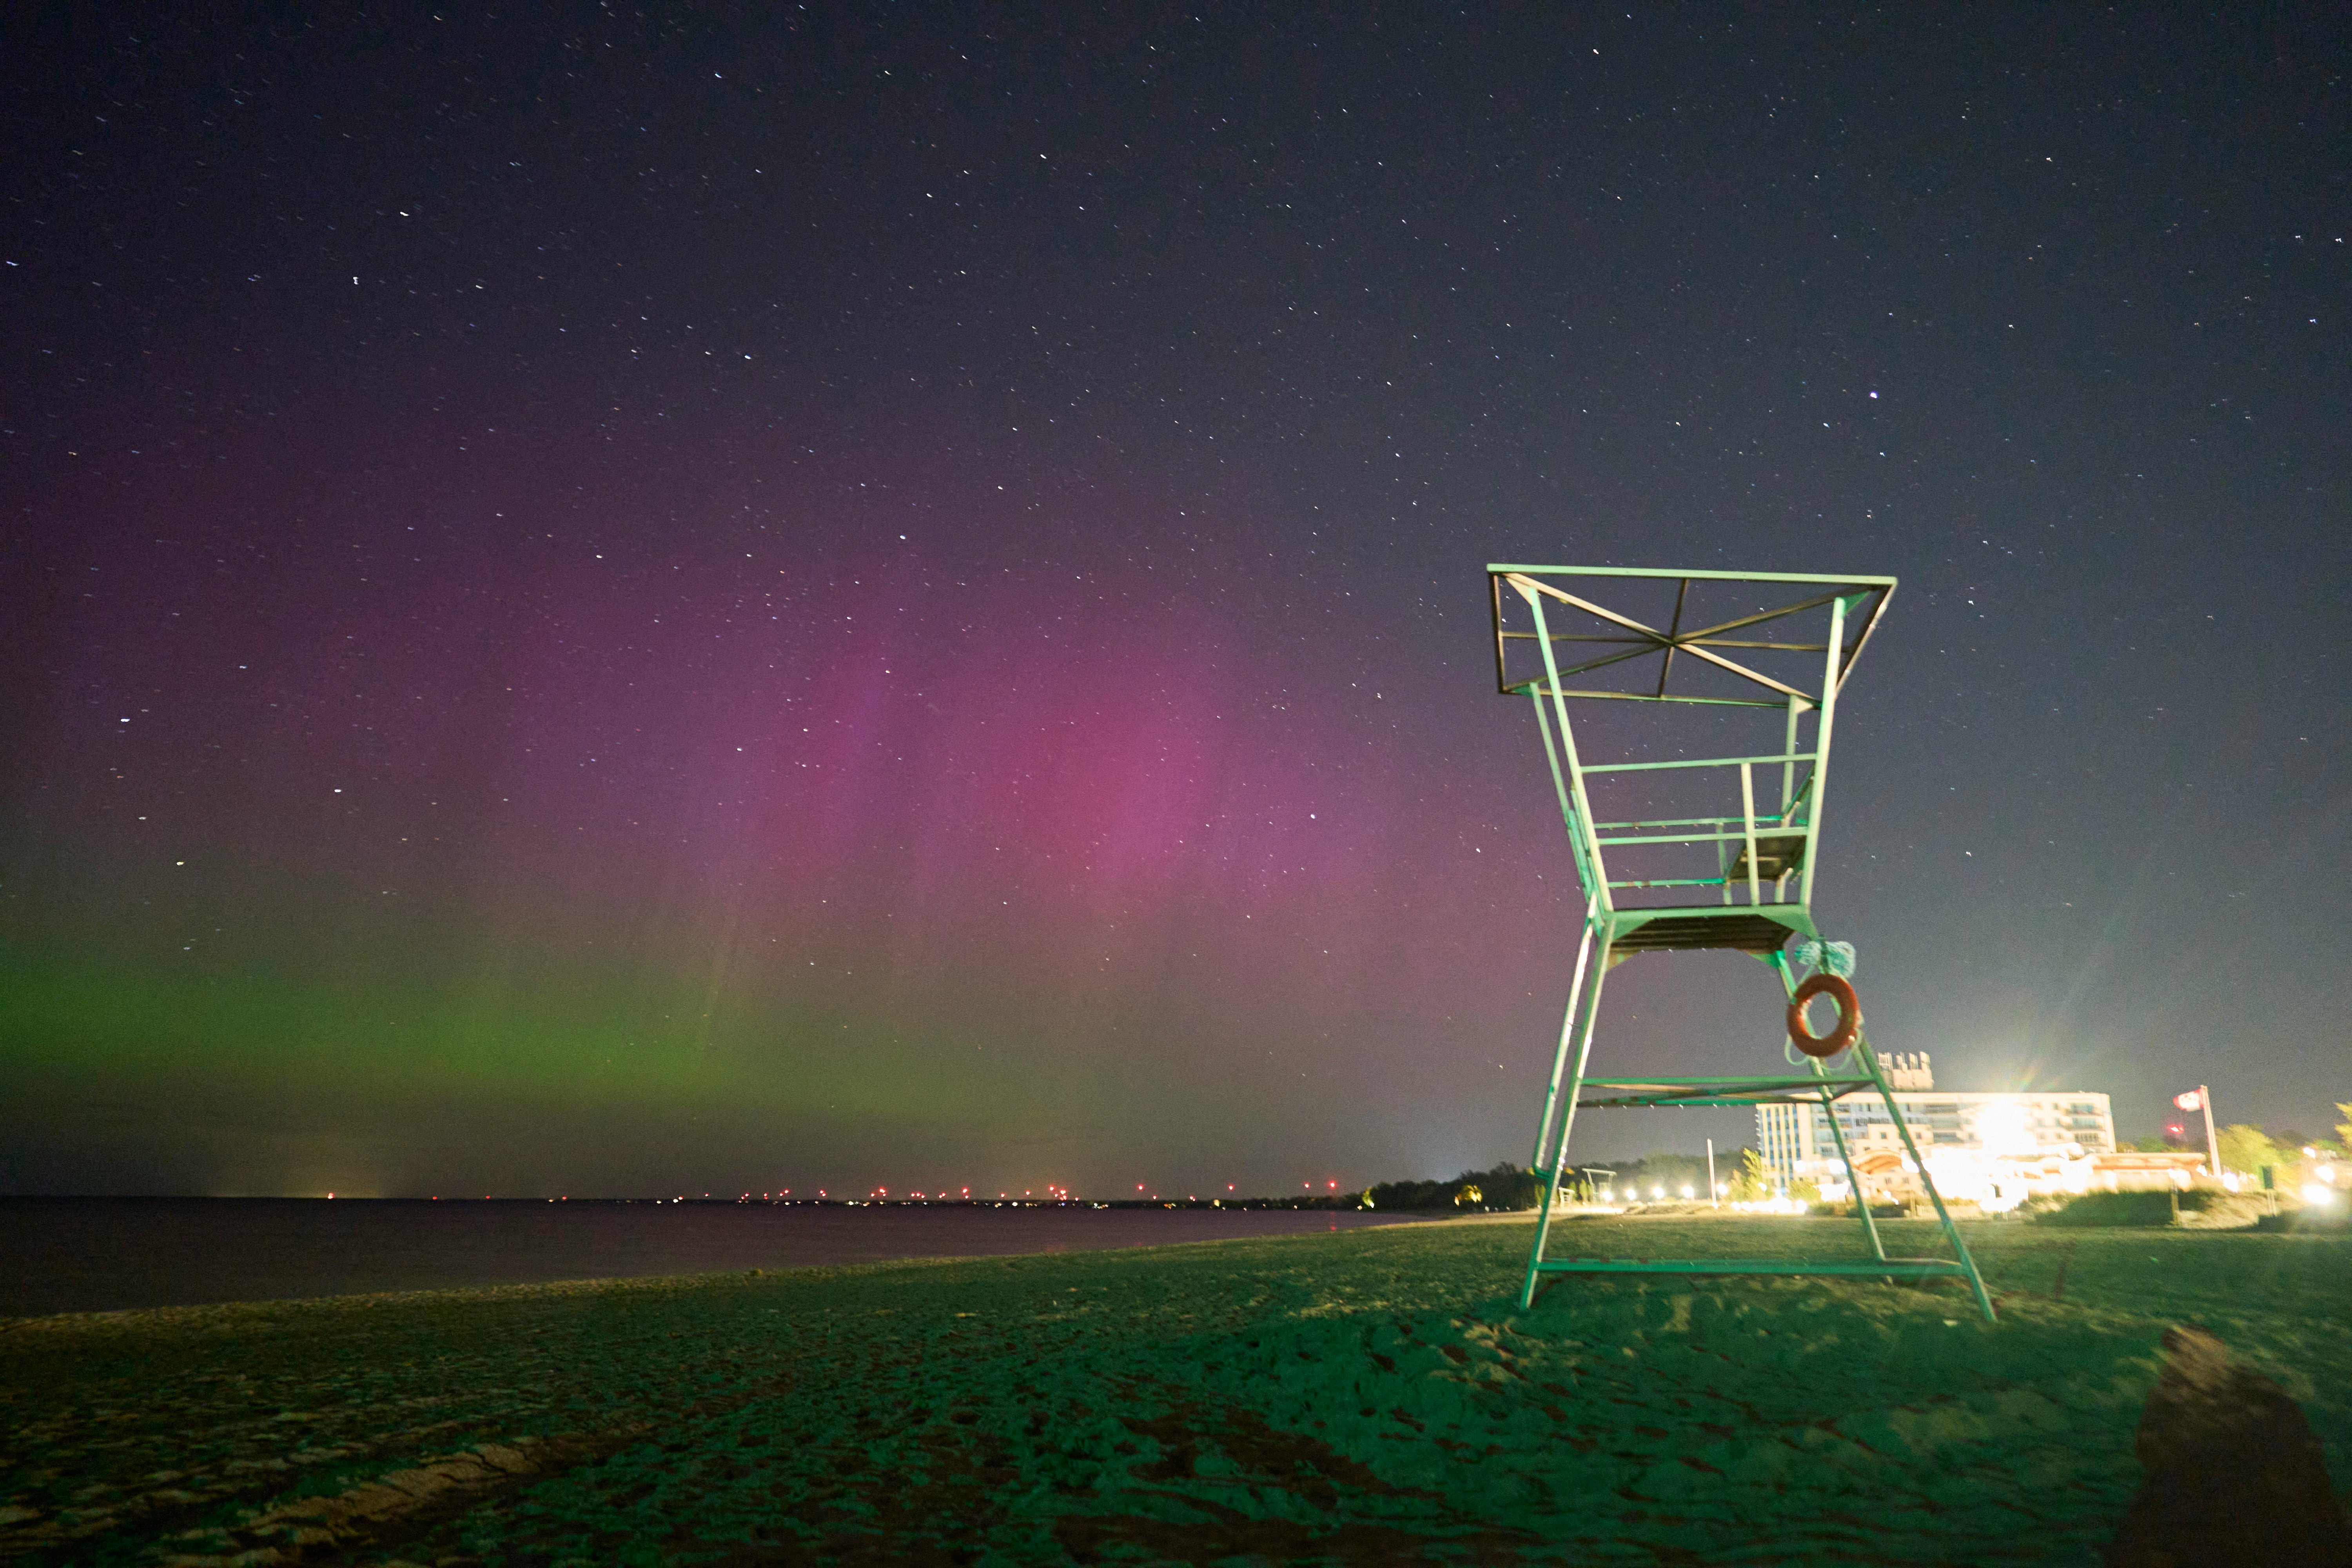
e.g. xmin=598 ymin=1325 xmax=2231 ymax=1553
xmin=2199 ymin=1083 xmax=2219 ymax=1180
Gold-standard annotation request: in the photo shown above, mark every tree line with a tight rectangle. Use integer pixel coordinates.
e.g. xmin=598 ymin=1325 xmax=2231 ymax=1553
xmin=1353 ymin=1148 xmax=1771 ymax=1212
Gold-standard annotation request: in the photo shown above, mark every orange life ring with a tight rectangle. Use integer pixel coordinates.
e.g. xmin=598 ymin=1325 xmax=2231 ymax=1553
xmin=1787 ymin=973 xmax=1861 ymax=1058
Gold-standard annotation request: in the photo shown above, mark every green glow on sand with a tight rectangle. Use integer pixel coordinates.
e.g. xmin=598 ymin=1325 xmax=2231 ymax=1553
xmin=5 ymin=1217 xmax=2347 ymax=1560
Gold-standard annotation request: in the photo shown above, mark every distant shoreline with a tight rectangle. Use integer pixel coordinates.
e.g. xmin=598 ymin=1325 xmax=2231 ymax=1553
xmin=0 ymin=1215 xmax=1491 ymax=1332
xmin=0 ymin=1192 xmax=1460 ymax=1210
xmin=0 ymin=1196 xmax=1444 ymax=1318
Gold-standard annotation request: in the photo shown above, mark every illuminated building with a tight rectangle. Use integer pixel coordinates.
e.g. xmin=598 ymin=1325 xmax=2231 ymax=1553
xmin=1753 ymin=1053 xmax=2187 ymax=1209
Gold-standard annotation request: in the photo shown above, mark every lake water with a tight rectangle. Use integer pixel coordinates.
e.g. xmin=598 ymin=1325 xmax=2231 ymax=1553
xmin=0 ymin=1198 xmax=1428 ymax=1317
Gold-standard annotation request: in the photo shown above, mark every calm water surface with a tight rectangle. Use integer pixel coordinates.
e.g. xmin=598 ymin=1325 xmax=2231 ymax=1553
xmin=0 ymin=1198 xmax=1428 ymax=1317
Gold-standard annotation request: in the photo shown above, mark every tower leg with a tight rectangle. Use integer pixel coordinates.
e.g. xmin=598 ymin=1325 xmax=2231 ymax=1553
xmin=1529 ymin=903 xmax=1599 ymax=1171
xmin=1521 ymin=922 xmax=1615 ymax=1310
xmin=1816 ymin=1078 xmax=1887 ymax=1262
xmin=1864 ymin=1045 xmax=1997 ymax=1323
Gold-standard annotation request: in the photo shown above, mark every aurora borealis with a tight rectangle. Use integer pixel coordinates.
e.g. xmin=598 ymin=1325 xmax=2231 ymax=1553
xmin=5 ymin=6 xmax=2347 ymax=1197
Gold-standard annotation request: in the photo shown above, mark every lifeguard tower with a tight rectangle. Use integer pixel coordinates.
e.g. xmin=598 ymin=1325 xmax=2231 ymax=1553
xmin=1488 ymin=565 xmax=1993 ymax=1321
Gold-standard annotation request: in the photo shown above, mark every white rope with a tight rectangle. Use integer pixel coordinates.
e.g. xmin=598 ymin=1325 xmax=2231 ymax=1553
xmin=1794 ymin=938 xmax=1857 ymax=978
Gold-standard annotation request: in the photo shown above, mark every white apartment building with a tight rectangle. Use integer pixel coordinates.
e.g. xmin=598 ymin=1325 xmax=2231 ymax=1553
xmin=1756 ymin=1053 xmax=2116 ymax=1201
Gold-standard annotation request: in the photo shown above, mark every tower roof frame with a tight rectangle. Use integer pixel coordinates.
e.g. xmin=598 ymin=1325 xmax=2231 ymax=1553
xmin=1489 ymin=565 xmax=1896 ymax=708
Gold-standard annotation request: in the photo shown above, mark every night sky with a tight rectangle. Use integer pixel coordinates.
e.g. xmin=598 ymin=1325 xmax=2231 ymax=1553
xmin=5 ymin=5 xmax=2347 ymax=1198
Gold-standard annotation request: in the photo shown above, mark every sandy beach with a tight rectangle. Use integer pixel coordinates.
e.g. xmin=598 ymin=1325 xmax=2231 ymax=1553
xmin=4 ymin=1212 xmax=2347 ymax=1564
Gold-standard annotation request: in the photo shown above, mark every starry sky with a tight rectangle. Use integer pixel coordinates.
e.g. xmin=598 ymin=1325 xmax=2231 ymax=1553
xmin=5 ymin=4 xmax=2347 ymax=1198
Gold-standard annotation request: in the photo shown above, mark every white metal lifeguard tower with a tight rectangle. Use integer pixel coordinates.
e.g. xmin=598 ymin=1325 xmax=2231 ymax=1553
xmin=1488 ymin=564 xmax=1992 ymax=1322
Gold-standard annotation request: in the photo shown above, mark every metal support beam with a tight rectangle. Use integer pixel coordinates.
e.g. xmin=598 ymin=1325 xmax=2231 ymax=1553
xmin=1529 ymin=899 xmax=1600 ymax=1170
xmin=1521 ymin=922 xmax=1615 ymax=1310
xmin=1860 ymin=1044 xmax=1996 ymax=1321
